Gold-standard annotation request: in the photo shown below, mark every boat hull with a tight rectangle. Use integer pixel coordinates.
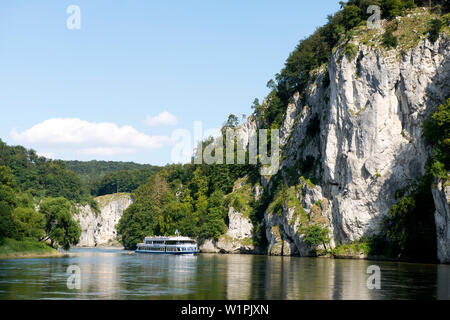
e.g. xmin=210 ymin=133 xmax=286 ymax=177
xmin=135 ymin=250 xmax=198 ymax=255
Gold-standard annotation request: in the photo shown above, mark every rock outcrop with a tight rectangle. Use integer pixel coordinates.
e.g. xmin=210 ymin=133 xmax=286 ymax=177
xmin=199 ymin=178 xmax=259 ymax=254
xmin=319 ymin=35 xmax=449 ymax=244
xmin=199 ymin=207 xmax=256 ymax=254
xmin=75 ymin=193 xmax=132 ymax=247
xmin=432 ymin=180 xmax=450 ymax=263
xmin=240 ymin=29 xmax=450 ymax=259
xmin=265 ymin=180 xmax=333 ymax=256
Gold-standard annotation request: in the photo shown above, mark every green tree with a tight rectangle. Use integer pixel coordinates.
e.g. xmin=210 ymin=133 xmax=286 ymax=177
xmin=12 ymin=207 xmax=45 ymax=240
xmin=341 ymin=4 xmax=363 ymax=30
xmin=386 ymin=196 xmax=414 ymax=254
xmin=0 ymin=203 xmax=16 ymax=243
xmin=0 ymin=166 xmax=18 ymax=242
xmin=300 ymin=225 xmax=331 ymax=250
xmin=424 ymin=98 xmax=450 ymax=178
xmin=39 ymin=197 xmax=81 ymax=250
xmin=223 ymin=114 xmax=240 ymax=129
xmin=199 ymin=190 xmax=226 ymax=239
xmin=117 ymin=172 xmax=171 ymax=249
xmin=16 ymin=192 xmax=35 ymax=209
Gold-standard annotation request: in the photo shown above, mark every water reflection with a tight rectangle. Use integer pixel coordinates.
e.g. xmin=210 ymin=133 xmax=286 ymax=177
xmin=332 ymin=259 xmax=371 ymax=300
xmin=75 ymin=251 xmax=120 ymax=299
xmin=437 ymin=265 xmax=449 ymax=300
xmin=226 ymin=255 xmax=253 ymax=299
xmin=0 ymin=248 xmax=448 ymax=300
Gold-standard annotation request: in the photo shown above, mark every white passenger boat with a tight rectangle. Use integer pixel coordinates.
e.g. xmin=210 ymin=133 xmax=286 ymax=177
xmin=135 ymin=235 xmax=199 ymax=255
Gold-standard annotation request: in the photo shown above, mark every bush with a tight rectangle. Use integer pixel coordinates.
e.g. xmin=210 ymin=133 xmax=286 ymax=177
xmin=344 ymin=43 xmax=359 ymax=60
xmin=428 ymin=18 xmax=444 ymax=42
xmin=383 ymin=31 xmax=399 ymax=48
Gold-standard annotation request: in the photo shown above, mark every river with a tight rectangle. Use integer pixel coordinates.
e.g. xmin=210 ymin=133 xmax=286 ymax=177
xmin=0 ymin=248 xmax=448 ymax=300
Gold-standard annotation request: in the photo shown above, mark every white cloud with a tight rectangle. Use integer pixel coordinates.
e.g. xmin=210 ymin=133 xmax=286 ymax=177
xmin=11 ymin=118 xmax=173 ymax=156
xmin=78 ymin=147 xmax=135 ymax=156
xmin=36 ymin=151 xmax=55 ymax=159
xmin=144 ymin=111 xmax=178 ymax=127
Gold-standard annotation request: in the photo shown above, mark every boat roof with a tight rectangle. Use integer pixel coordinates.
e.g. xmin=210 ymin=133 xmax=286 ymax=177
xmin=144 ymin=236 xmax=195 ymax=241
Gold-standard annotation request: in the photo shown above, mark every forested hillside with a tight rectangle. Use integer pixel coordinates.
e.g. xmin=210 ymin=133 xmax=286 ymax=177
xmin=65 ymin=160 xmax=159 ymax=184
xmin=117 ymin=159 xmax=256 ymax=249
xmin=65 ymin=160 xmax=160 ymax=196
xmin=0 ymin=164 xmax=81 ymax=250
xmin=0 ymin=139 xmax=87 ymax=202
xmin=0 ymin=140 xmax=160 ymax=251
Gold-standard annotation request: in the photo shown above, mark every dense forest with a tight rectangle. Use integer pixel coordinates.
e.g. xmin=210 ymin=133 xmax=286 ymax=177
xmin=0 ymin=139 xmax=87 ymax=202
xmin=0 ymin=140 xmax=91 ymax=249
xmin=65 ymin=160 xmax=160 ymax=196
xmin=0 ymin=164 xmax=81 ymax=250
xmin=0 ymin=140 xmax=162 ymax=249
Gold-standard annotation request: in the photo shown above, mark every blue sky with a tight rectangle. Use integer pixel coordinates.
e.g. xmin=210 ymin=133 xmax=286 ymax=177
xmin=0 ymin=0 xmax=341 ymax=165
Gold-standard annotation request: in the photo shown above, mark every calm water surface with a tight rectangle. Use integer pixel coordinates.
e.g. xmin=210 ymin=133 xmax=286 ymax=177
xmin=0 ymin=248 xmax=448 ymax=300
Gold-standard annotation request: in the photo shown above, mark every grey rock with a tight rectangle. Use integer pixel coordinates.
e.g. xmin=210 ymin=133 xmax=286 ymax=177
xmin=75 ymin=193 xmax=133 ymax=247
xmin=432 ymin=180 xmax=450 ymax=264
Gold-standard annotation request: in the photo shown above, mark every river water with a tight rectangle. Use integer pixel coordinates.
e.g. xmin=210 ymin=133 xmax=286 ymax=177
xmin=0 ymin=248 xmax=448 ymax=300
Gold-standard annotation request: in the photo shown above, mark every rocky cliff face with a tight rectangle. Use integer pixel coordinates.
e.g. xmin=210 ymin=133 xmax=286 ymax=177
xmin=219 ymin=28 xmax=449 ymax=262
xmin=432 ymin=181 xmax=450 ymax=263
xmin=75 ymin=193 xmax=133 ymax=247
xmin=199 ymin=178 xmax=260 ymax=254
xmin=265 ymin=181 xmax=333 ymax=256
xmin=321 ymin=36 xmax=449 ymax=245
xmin=199 ymin=207 xmax=256 ymax=254
xmin=271 ymin=34 xmax=449 ymax=260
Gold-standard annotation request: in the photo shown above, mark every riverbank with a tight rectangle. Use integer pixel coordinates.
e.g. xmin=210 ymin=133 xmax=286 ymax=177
xmin=0 ymin=238 xmax=63 ymax=259
xmin=198 ymin=240 xmax=443 ymax=264
xmin=75 ymin=245 xmax=125 ymax=250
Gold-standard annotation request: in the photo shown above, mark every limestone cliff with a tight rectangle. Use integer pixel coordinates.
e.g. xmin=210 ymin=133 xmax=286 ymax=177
xmin=217 ymin=13 xmax=449 ymax=263
xmin=75 ymin=193 xmax=133 ymax=247
xmin=273 ymin=29 xmax=449 ymax=261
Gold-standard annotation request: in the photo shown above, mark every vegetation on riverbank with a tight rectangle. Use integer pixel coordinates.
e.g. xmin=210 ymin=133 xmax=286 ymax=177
xmin=0 ymin=165 xmax=81 ymax=250
xmin=0 ymin=237 xmax=60 ymax=259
